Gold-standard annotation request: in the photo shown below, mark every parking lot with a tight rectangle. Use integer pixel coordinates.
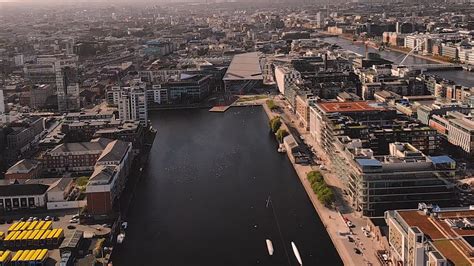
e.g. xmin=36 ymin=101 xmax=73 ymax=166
xmin=0 ymin=211 xmax=112 ymax=265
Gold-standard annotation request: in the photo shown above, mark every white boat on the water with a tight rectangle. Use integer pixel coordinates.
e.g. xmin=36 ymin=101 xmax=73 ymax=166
xmin=266 ymin=239 xmax=274 ymax=256
xmin=117 ymin=233 xmax=126 ymax=244
xmin=291 ymin=241 xmax=302 ymax=266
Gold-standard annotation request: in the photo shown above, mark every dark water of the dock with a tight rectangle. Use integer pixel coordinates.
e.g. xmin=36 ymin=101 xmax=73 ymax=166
xmin=112 ymin=107 xmax=342 ymax=266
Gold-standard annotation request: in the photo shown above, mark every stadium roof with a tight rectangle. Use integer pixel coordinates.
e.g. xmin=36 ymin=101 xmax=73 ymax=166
xmin=223 ymin=52 xmax=263 ymax=81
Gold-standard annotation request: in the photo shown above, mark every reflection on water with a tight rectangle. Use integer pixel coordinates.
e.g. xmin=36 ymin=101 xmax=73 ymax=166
xmin=113 ymin=107 xmax=342 ymax=266
xmin=325 ymin=37 xmax=474 ymax=87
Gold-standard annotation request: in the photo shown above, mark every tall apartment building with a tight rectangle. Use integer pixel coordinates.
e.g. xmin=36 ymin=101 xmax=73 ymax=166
xmin=118 ymin=86 xmax=148 ymax=127
xmin=309 ymin=101 xmax=397 ymax=151
xmin=0 ymin=89 xmax=4 ymax=114
xmin=56 ymin=64 xmax=80 ymax=112
xmin=274 ymin=65 xmax=301 ymax=95
xmin=444 ymin=112 xmax=474 ymax=155
xmin=332 ymin=141 xmax=458 ymax=216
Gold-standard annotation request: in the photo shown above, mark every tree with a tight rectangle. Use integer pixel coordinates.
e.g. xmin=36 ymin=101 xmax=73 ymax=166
xmin=269 ymin=117 xmax=282 ymax=133
xmin=276 ymin=129 xmax=289 ymax=143
xmin=76 ymin=176 xmax=89 ymax=187
xmin=266 ymin=99 xmax=278 ymax=111
xmin=307 ymin=171 xmax=323 ymax=184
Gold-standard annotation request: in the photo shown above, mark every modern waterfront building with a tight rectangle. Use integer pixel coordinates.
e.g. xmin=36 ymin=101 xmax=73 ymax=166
xmin=332 ymin=141 xmax=458 ymax=217
xmin=117 ymin=86 xmax=148 ymax=127
xmin=430 ymin=111 xmax=474 ymax=155
xmin=86 ymin=140 xmax=132 ymax=215
xmin=223 ymin=52 xmax=263 ymax=93
xmin=274 ymin=65 xmax=301 ymax=95
xmin=309 ymin=101 xmax=396 ymax=150
xmin=385 ymin=205 xmax=474 ymax=266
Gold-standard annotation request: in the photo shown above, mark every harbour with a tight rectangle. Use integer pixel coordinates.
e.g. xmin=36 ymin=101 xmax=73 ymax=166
xmin=112 ymin=107 xmax=342 ymax=265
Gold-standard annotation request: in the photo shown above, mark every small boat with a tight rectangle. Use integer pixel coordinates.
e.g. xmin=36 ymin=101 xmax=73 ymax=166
xmin=117 ymin=233 xmax=125 ymax=244
xmin=291 ymin=241 xmax=302 ymax=265
xmin=266 ymin=239 xmax=274 ymax=256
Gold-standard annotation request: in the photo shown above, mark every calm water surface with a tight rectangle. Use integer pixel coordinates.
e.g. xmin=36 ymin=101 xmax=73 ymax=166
xmin=325 ymin=37 xmax=474 ymax=87
xmin=113 ymin=107 xmax=342 ymax=266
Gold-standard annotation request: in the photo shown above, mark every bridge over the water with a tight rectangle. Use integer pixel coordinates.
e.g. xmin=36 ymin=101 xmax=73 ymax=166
xmin=402 ymin=63 xmax=463 ymax=71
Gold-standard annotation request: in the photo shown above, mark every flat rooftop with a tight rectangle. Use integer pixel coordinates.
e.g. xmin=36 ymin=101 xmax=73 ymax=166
xmin=397 ymin=209 xmax=474 ymax=265
xmin=317 ymin=101 xmax=389 ymax=113
xmin=223 ymin=52 xmax=263 ymax=81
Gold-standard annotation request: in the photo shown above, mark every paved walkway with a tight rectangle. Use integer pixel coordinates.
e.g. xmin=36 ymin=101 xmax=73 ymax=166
xmin=263 ymin=99 xmax=383 ymax=266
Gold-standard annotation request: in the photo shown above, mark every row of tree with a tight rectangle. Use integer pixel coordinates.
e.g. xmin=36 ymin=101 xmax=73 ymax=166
xmin=307 ymin=171 xmax=335 ymax=207
xmin=268 ymin=116 xmax=289 ymax=143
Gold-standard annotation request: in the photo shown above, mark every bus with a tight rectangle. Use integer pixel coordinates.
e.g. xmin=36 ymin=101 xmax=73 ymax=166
xmin=12 ymin=222 xmax=24 ymax=232
xmin=29 ymin=249 xmax=42 ymax=263
xmin=35 ymin=249 xmax=48 ymax=266
xmin=0 ymin=250 xmax=12 ymax=266
xmin=22 ymin=231 xmax=33 ymax=247
xmin=8 ymin=222 xmax=19 ymax=233
xmin=28 ymin=230 xmax=39 ymax=245
xmin=16 ymin=231 xmax=28 ymax=247
xmin=19 ymin=222 xmax=31 ymax=231
xmin=8 ymin=231 xmax=21 ymax=248
xmin=46 ymin=229 xmax=57 ymax=246
xmin=38 ymin=230 xmax=50 ymax=246
xmin=18 ymin=250 xmax=31 ymax=263
xmin=53 ymin=229 xmax=64 ymax=245
xmin=34 ymin=221 xmax=45 ymax=231
xmin=40 ymin=221 xmax=52 ymax=231
xmin=10 ymin=250 xmax=23 ymax=264
xmin=27 ymin=221 xmax=38 ymax=231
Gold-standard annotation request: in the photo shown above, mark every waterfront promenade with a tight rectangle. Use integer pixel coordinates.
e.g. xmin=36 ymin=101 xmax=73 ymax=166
xmin=260 ymin=100 xmax=379 ymax=266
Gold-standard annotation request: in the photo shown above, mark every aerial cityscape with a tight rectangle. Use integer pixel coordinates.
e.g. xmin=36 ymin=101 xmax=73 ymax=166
xmin=1 ymin=0 xmax=474 ymax=265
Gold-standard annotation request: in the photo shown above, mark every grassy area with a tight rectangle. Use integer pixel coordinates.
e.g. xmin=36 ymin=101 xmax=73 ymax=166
xmin=236 ymin=95 xmax=268 ymax=103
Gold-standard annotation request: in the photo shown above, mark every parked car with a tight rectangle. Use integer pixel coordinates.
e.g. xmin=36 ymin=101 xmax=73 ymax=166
xmin=69 ymin=218 xmax=79 ymax=223
xmin=364 ymin=231 xmax=370 ymax=238
xmin=346 ymin=220 xmax=354 ymax=228
xmin=354 ymin=248 xmax=362 ymax=254
xmin=347 ymin=236 xmax=354 ymax=242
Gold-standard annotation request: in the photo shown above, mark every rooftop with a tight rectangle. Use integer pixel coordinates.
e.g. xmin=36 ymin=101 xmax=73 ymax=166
xmin=0 ymin=184 xmax=49 ymax=197
xmin=396 ymin=208 xmax=474 ymax=265
xmin=223 ymin=52 xmax=263 ymax=81
xmin=317 ymin=101 xmax=388 ymax=113
xmin=6 ymin=159 xmax=41 ymax=174
xmin=96 ymin=140 xmax=130 ymax=163
xmin=49 ymin=138 xmax=112 ymax=154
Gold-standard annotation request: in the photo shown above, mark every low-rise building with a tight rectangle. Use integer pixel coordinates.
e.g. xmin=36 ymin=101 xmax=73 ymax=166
xmin=5 ymin=159 xmax=42 ymax=180
xmin=43 ymin=138 xmax=112 ymax=173
xmin=385 ymin=205 xmax=474 ymax=266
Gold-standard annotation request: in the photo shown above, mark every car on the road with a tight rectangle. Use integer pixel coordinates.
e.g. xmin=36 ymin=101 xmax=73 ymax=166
xmin=346 ymin=220 xmax=354 ymax=227
xmin=354 ymin=248 xmax=362 ymax=254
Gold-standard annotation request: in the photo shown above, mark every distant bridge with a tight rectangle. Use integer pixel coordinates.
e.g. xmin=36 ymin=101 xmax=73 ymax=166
xmin=401 ymin=64 xmax=463 ymax=71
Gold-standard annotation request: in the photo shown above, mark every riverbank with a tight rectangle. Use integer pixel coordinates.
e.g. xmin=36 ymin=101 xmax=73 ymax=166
xmin=261 ymin=103 xmax=360 ymax=266
xmin=330 ymin=33 xmax=451 ymax=65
